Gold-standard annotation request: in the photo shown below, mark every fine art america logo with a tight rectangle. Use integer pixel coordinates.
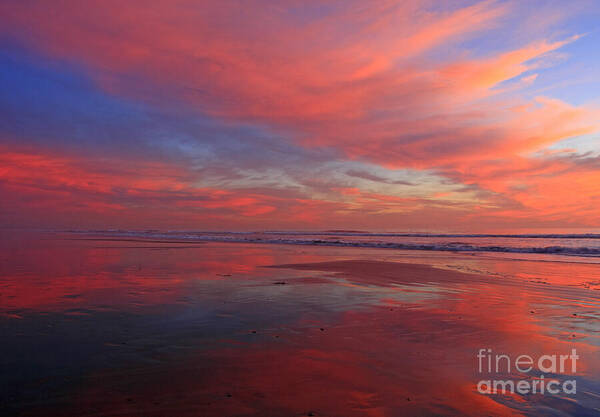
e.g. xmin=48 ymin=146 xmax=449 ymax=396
xmin=476 ymin=348 xmax=578 ymax=395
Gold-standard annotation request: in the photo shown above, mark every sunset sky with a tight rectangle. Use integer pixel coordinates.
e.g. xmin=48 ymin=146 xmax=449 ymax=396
xmin=1 ymin=0 xmax=599 ymax=232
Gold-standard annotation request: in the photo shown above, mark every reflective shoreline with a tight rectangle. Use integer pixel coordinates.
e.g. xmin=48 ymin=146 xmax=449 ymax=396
xmin=1 ymin=233 xmax=599 ymax=416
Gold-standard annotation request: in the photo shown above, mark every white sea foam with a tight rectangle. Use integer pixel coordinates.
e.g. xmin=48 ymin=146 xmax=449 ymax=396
xmin=64 ymin=230 xmax=600 ymax=258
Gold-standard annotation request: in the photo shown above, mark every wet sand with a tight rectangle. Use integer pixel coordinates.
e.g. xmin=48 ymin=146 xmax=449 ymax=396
xmin=1 ymin=233 xmax=600 ymax=416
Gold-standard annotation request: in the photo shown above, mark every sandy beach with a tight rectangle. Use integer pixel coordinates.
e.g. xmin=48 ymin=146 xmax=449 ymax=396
xmin=2 ymin=233 xmax=599 ymax=416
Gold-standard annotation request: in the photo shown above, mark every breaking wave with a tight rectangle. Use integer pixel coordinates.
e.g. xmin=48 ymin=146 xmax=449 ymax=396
xmin=64 ymin=230 xmax=600 ymax=258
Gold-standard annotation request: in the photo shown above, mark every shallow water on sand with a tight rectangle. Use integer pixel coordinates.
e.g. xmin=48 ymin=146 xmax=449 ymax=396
xmin=1 ymin=233 xmax=600 ymax=416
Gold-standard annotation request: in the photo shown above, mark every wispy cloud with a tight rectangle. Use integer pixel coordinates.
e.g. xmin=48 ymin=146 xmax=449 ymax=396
xmin=0 ymin=0 xmax=599 ymax=230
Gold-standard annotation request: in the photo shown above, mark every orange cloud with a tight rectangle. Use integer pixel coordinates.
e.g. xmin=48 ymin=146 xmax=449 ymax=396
xmin=1 ymin=0 xmax=598 ymax=230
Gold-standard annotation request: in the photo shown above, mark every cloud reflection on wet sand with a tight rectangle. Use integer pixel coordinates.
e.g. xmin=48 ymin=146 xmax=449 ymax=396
xmin=1 ymin=235 xmax=599 ymax=416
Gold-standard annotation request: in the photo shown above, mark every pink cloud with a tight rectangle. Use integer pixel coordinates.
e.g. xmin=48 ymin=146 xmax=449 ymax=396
xmin=1 ymin=0 xmax=598 ymax=230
